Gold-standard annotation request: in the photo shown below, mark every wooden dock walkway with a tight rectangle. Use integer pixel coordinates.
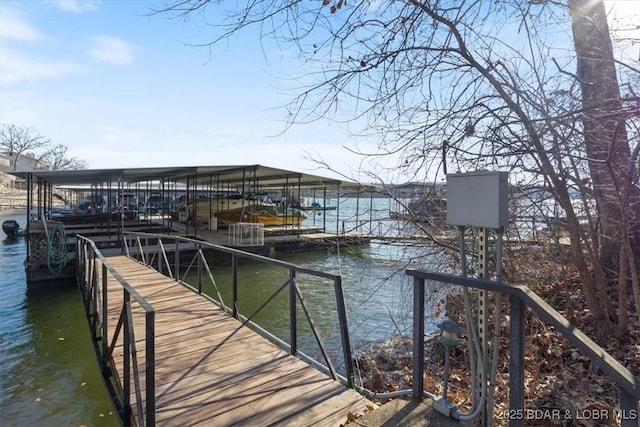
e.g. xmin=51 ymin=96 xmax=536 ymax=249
xmin=104 ymin=255 xmax=371 ymax=426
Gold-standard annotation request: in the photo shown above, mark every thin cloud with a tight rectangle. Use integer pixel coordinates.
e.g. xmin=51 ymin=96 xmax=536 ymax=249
xmin=87 ymin=35 xmax=138 ymax=65
xmin=0 ymin=7 xmax=48 ymax=42
xmin=1 ymin=48 xmax=81 ymax=85
xmin=50 ymin=0 xmax=99 ymax=13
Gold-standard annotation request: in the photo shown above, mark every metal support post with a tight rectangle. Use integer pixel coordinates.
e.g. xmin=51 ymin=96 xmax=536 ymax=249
xmin=618 ymin=386 xmax=639 ymax=427
xmin=412 ymin=276 xmax=425 ymax=400
xmin=289 ymin=269 xmax=297 ymax=355
xmin=175 ymin=239 xmax=179 ymax=281
xmin=232 ymin=254 xmax=238 ymax=319
xmin=119 ymin=179 xmax=125 ymax=255
xmin=334 ymin=276 xmax=355 ymax=388
xmin=197 ymin=244 xmax=202 ymax=293
xmin=145 ymin=310 xmax=156 ymax=427
xmin=509 ymin=294 xmax=525 ymax=427
xmin=477 ymin=227 xmax=489 ymax=425
xmin=102 ymin=263 xmax=108 ymax=373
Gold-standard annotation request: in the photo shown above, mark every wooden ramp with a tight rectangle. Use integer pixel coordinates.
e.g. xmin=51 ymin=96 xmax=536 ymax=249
xmin=105 ymin=255 xmax=370 ymax=427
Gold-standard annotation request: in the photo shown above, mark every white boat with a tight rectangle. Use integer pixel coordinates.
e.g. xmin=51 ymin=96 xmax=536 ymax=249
xmin=176 ymin=196 xmax=275 ymax=225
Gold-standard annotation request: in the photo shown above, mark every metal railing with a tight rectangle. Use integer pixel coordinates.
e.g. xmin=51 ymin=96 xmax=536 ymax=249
xmin=407 ymin=269 xmax=640 ymax=427
xmin=122 ymin=231 xmax=355 ymax=387
xmin=76 ymin=235 xmax=155 ymax=427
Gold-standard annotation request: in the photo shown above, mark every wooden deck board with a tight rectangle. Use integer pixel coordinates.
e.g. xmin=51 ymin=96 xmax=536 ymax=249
xmin=291 ymin=390 xmax=369 ymax=426
xmin=206 ymin=380 xmax=348 ymax=426
xmin=152 ymin=353 xmax=301 ymax=398
xmin=155 ymin=361 xmax=329 ymax=422
xmin=103 ymin=255 xmax=370 ymax=426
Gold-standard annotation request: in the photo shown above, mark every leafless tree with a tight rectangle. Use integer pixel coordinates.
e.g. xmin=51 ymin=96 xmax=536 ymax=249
xmin=155 ymin=0 xmax=639 ymax=332
xmin=39 ymin=144 xmax=88 ymax=170
xmin=1 ymin=124 xmax=87 ymax=171
xmin=1 ymin=124 xmax=51 ymax=171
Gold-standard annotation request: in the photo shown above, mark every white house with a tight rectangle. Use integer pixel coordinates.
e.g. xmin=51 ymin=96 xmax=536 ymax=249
xmin=0 ymin=152 xmax=50 ymax=192
xmin=0 ymin=151 xmax=50 ymax=173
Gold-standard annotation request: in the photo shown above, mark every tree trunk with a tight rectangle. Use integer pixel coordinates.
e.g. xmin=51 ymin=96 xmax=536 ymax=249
xmin=568 ymin=0 xmax=637 ymax=275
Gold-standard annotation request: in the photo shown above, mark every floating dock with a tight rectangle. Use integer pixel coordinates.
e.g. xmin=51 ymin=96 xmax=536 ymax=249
xmin=23 ymin=210 xmax=374 ymax=282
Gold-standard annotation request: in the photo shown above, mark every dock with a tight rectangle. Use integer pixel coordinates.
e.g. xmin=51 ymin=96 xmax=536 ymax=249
xmin=22 ymin=212 xmax=374 ymax=281
xmin=86 ymin=249 xmax=371 ymax=426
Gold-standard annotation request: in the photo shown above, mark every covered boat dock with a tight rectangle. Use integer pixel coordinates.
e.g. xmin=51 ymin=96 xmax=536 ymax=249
xmin=10 ymin=164 xmax=367 ymax=282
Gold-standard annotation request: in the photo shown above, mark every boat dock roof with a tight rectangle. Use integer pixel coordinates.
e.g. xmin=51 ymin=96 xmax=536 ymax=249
xmin=9 ymin=164 xmax=359 ymax=189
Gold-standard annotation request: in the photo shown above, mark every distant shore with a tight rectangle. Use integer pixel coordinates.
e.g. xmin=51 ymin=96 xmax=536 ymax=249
xmin=0 ymin=191 xmax=27 ymax=210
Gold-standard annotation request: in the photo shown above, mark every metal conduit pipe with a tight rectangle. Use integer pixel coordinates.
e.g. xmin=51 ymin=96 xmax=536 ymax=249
xmin=452 ymin=288 xmax=487 ymax=421
xmin=450 ymin=226 xmax=487 ymax=422
xmin=486 ymin=294 xmax=503 ymax=426
xmin=486 ymin=229 xmax=504 ymax=427
xmin=354 ymin=386 xmax=440 ymax=401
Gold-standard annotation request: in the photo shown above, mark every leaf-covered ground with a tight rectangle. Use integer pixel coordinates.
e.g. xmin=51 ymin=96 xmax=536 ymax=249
xmin=354 ymin=244 xmax=640 ymax=426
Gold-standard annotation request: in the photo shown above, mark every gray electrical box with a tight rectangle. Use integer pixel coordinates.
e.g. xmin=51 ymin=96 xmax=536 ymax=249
xmin=446 ymin=171 xmax=509 ymax=229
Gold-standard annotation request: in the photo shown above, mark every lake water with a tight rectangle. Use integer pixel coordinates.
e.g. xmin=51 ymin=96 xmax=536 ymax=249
xmin=0 ymin=210 xmax=120 ymax=427
xmin=0 ymin=198 xmax=445 ymax=426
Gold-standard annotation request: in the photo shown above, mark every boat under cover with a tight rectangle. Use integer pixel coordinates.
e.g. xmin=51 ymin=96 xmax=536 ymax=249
xmin=215 ymin=205 xmax=308 ymax=226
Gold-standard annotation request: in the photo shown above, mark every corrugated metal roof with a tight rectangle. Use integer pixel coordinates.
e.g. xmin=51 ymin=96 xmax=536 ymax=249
xmin=8 ymin=164 xmax=358 ymax=188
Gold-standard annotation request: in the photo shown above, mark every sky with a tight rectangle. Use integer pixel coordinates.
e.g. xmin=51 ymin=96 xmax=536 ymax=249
xmin=0 ymin=0 xmax=379 ymax=181
xmin=1 ymin=1 xmax=637 ymax=184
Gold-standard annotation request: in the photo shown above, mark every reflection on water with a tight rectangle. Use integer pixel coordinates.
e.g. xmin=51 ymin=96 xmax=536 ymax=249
xmin=0 ymin=210 xmax=118 ymax=427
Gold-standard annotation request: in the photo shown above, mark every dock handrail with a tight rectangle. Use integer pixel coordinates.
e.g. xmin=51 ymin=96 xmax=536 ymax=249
xmin=76 ymin=234 xmax=155 ymax=427
xmin=406 ymin=269 xmax=640 ymax=427
xmin=122 ymin=230 xmax=355 ymax=388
